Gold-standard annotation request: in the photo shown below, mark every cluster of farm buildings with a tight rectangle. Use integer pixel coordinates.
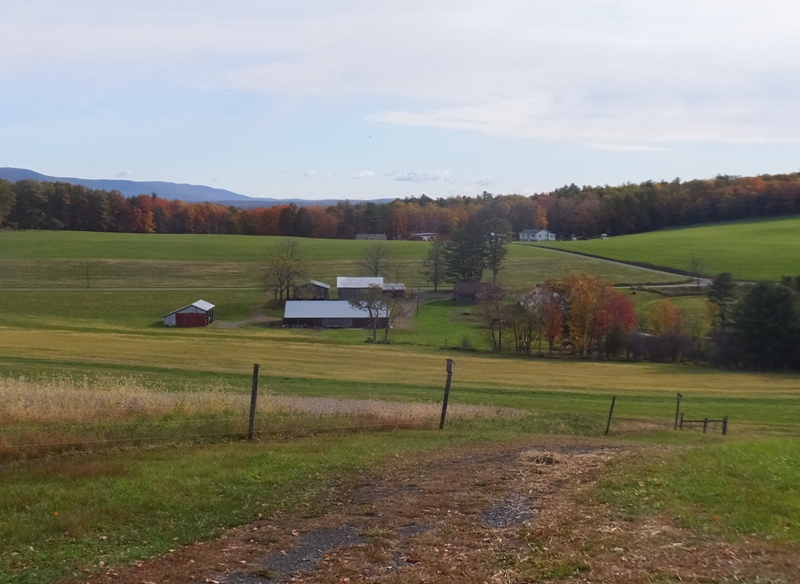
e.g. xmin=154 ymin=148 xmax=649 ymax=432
xmin=163 ymin=277 xmax=408 ymax=330
xmin=161 ymin=227 xmax=584 ymax=330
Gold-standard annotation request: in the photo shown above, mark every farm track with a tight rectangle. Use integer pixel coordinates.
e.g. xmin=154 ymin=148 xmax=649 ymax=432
xmin=75 ymin=439 xmax=799 ymax=584
xmin=522 ymin=245 xmax=708 ymax=287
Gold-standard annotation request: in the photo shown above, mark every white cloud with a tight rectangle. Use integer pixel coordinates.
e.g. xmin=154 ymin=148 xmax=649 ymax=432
xmin=475 ymin=175 xmax=493 ymax=187
xmin=301 ymin=170 xmax=318 ymax=177
xmin=353 ymin=169 xmax=374 ymax=179
xmin=115 ymin=169 xmax=134 ymax=178
xmin=388 ymin=170 xmax=452 ymax=183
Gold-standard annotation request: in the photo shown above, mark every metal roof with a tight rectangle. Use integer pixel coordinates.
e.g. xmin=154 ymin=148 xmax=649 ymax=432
xmin=336 ymin=276 xmax=384 ymax=288
xmin=192 ymin=300 xmax=215 ymax=311
xmin=164 ymin=299 xmax=215 ymax=317
xmin=382 ymin=282 xmax=406 ymax=291
xmin=284 ymin=300 xmax=388 ymax=319
xmin=309 ymin=280 xmax=331 ymax=289
xmin=520 ymin=229 xmax=549 ymax=235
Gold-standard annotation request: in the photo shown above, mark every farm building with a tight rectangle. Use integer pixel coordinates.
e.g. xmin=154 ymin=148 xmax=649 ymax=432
xmin=283 ymin=300 xmax=389 ymax=328
xmin=519 ymin=229 xmax=556 ymax=242
xmin=355 ymin=233 xmax=387 ymax=240
xmin=453 ymin=282 xmax=494 ymax=303
xmin=336 ymin=277 xmax=407 ymax=300
xmin=337 ymin=276 xmax=384 ymax=300
xmin=381 ymin=282 xmax=407 ymax=298
xmin=294 ymin=280 xmax=330 ymax=300
xmin=163 ymin=300 xmax=215 ymax=327
xmin=410 ymin=232 xmax=438 ymax=241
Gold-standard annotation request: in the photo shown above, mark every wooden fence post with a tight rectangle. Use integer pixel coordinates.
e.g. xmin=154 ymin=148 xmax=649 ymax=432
xmin=703 ymin=418 xmax=708 ymax=434
xmin=674 ymin=392 xmax=683 ymax=430
xmin=248 ymin=364 xmax=260 ymax=441
xmin=722 ymin=416 xmax=728 ymax=436
xmin=439 ymin=359 xmax=455 ymax=430
xmin=604 ymin=396 xmax=616 ymax=436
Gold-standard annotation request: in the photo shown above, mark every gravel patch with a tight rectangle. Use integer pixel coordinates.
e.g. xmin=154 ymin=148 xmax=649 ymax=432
xmin=481 ymin=493 xmax=534 ymax=529
xmin=257 ymin=526 xmax=364 ymax=581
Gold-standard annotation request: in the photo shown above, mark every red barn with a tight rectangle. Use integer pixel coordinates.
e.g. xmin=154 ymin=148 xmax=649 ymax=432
xmin=163 ymin=300 xmax=215 ymax=327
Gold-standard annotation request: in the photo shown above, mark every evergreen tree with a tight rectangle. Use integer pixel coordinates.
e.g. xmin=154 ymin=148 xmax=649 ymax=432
xmin=421 ymin=238 xmax=446 ymax=291
xmin=443 ymin=222 xmax=486 ymax=282
xmin=707 ymin=272 xmax=737 ymax=326
xmin=732 ymin=281 xmax=800 ymax=370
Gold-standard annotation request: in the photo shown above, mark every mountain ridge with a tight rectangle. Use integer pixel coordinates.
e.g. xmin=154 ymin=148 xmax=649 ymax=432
xmin=0 ymin=168 xmax=391 ymax=207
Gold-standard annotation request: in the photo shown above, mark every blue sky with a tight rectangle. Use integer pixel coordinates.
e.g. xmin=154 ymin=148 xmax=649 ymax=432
xmin=2 ymin=1 xmax=799 ymax=200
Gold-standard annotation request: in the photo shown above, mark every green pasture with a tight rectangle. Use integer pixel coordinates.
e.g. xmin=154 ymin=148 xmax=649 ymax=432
xmin=602 ymin=438 xmax=800 ymax=544
xmin=1 ymin=230 xmax=799 ymax=584
xmin=541 ymin=215 xmax=800 ymax=281
xmin=0 ymin=230 xmax=682 ymax=289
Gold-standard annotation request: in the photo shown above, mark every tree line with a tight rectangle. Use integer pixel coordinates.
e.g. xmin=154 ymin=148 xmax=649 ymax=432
xmin=470 ymin=270 xmax=800 ymax=371
xmin=3 ymin=171 xmax=800 ymax=238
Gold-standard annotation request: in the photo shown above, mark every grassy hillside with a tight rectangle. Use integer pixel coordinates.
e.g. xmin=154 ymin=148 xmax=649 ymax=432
xmin=0 ymin=230 xmax=682 ymax=288
xmin=541 ymin=215 xmax=800 ymax=280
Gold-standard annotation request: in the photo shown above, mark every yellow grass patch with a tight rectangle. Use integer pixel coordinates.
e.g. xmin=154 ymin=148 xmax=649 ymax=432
xmin=2 ymin=328 xmax=799 ymax=398
xmin=0 ymin=375 xmax=523 ymax=426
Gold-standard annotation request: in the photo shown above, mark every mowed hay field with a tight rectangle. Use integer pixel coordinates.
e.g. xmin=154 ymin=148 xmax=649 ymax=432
xmin=541 ymin=215 xmax=800 ymax=280
xmin=2 ymin=231 xmax=800 ymax=584
xmin=0 ymin=230 xmax=682 ymax=289
xmin=2 ymin=327 xmax=799 ymax=431
xmin=0 ymin=229 xmax=796 ymax=433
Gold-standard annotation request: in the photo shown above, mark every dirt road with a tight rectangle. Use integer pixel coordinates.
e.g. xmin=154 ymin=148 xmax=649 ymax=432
xmin=79 ymin=439 xmax=797 ymax=584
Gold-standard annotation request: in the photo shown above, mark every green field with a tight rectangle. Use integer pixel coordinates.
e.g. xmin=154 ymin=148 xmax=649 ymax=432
xmin=0 ymin=230 xmax=683 ymax=289
xmin=1 ymin=229 xmax=799 ymax=584
xmin=541 ymin=215 xmax=800 ymax=280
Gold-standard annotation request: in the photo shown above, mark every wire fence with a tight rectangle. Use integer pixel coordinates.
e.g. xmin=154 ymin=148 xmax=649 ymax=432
xmin=0 ymin=365 xmax=522 ymax=461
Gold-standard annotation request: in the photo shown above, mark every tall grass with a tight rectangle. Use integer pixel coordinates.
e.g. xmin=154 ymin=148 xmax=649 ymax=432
xmin=0 ymin=375 xmax=524 ymax=460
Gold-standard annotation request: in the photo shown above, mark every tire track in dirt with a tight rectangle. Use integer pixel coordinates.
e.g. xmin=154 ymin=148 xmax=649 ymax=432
xmin=76 ymin=439 xmax=798 ymax=584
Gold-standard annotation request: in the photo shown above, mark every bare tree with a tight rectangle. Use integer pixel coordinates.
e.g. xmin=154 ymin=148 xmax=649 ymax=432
xmin=263 ymin=239 xmax=305 ymax=305
xmin=360 ymin=243 xmax=391 ymax=277
xmin=689 ymin=254 xmax=705 ymax=290
xmin=348 ymin=284 xmax=385 ymax=341
xmin=476 ymin=285 xmax=509 ymax=352
xmin=508 ymin=286 xmax=543 ymax=354
xmin=382 ymin=294 xmax=406 ymax=342
xmin=421 ymin=238 xmax=446 ymax=291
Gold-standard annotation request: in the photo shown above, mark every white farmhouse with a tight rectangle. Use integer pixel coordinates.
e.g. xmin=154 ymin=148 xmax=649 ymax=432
xmin=519 ymin=229 xmax=556 ymax=242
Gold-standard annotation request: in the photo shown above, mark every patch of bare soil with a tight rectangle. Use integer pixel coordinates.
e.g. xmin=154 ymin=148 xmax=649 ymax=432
xmin=79 ymin=439 xmax=798 ymax=584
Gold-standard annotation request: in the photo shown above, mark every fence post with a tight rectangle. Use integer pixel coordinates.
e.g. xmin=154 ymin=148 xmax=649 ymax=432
xmin=248 ymin=364 xmax=260 ymax=441
xmin=604 ymin=396 xmax=616 ymax=436
xmin=703 ymin=418 xmax=708 ymax=434
xmin=674 ymin=392 xmax=683 ymax=430
xmin=439 ymin=359 xmax=455 ymax=430
xmin=722 ymin=416 xmax=728 ymax=436
xmin=679 ymin=412 xmax=684 ymax=430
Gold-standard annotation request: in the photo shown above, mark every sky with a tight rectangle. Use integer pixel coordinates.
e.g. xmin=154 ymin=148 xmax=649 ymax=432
xmin=2 ymin=1 xmax=800 ymax=200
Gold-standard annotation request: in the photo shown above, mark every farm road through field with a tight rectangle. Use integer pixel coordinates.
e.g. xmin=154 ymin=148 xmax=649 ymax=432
xmin=78 ymin=439 xmax=799 ymax=584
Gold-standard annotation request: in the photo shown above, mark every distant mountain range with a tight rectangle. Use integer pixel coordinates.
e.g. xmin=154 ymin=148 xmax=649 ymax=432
xmin=0 ymin=168 xmax=391 ymax=207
